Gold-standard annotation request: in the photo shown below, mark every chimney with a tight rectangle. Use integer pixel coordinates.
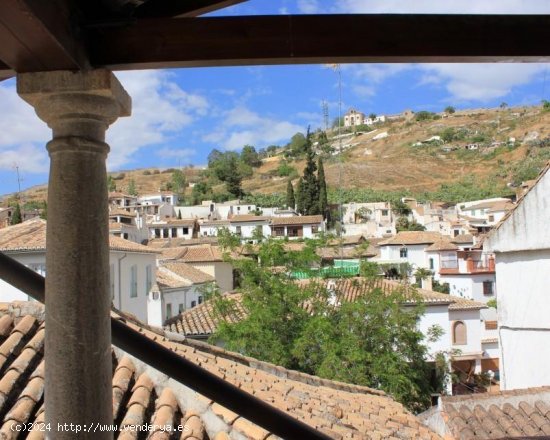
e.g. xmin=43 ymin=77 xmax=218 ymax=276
xmin=421 ymin=276 xmax=433 ymax=291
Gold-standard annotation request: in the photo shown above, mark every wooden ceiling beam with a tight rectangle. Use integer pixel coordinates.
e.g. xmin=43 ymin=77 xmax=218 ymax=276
xmin=0 ymin=0 xmax=89 ymax=73
xmin=134 ymin=0 xmax=248 ymax=18
xmin=89 ymin=14 xmax=550 ymax=70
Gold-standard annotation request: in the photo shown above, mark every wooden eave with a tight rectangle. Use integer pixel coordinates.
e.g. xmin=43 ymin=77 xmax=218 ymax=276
xmin=1 ymin=0 xmax=550 ymax=80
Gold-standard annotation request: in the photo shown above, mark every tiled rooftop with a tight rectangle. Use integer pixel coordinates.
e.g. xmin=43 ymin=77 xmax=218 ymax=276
xmin=0 ymin=302 xmax=441 ymax=439
xmin=379 ymin=232 xmax=446 ymax=246
xmin=0 ymin=219 xmax=157 ymax=254
xmin=424 ymin=238 xmax=458 ymax=252
xmin=450 ymin=234 xmax=475 ymax=245
xmin=421 ymin=386 xmax=550 ymax=439
xmin=147 ymin=237 xmax=219 ymax=248
xmin=161 ymin=262 xmax=215 ymax=285
xmin=159 ymin=245 xmax=224 ymax=263
xmin=271 ymin=215 xmax=324 ymax=226
xmin=165 ymin=278 xmax=485 ymax=337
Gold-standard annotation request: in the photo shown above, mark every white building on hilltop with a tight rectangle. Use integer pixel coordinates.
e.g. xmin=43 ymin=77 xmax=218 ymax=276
xmin=485 ymin=164 xmax=550 ymax=391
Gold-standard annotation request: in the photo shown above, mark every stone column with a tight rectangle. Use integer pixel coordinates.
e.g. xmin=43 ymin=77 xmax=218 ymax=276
xmin=18 ymin=70 xmax=131 ymax=439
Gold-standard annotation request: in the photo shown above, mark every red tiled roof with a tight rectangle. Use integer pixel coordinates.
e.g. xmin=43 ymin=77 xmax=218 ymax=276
xmin=0 ymin=219 xmax=157 ymax=254
xmin=271 ymin=215 xmax=324 ymax=226
xmin=166 ymin=278 xmax=484 ymax=337
xmin=379 ymin=231 xmax=446 ymax=246
xmin=229 ymin=215 xmax=270 ymax=222
xmin=1 ymin=302 xmax=441 ymax=439
xmin=424 ymin=386 xmax=550 ymax=439
xmin=161 ymin=262 xmax=214 ymax=285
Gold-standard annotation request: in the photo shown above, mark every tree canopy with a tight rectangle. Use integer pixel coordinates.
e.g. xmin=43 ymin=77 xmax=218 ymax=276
xmin=210 ymin=235 xmax=441 ymax=412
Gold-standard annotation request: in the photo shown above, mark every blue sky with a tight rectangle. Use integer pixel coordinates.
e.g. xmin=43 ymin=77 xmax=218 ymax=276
xmin=1 ymin=0 xmax=550 ymax=196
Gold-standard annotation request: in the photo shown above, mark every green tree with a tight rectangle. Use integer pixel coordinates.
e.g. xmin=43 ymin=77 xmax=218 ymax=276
xmin=11 ymin=204 xmax=22 ymax=225
xmin=368 ymin=113 xmax=377 ymax=119
xmin=440 ymin=127 xmax=456 ymax=143
xmin=171 ymin=169 xmax=187 ymax=196
xmin=211 ymin=237 xmax=436 ymax=411
xmin=288 ymin=132 xmax=308 ymax=157
xmin=295 ymin=177 xmax=304 ymax=214
xmin=317 ymin=157 xmax=328 ymax=218
xmin=107 ymin=175 xmax=116 ymax=192
xmin=542 ymin=99 xmax=550 ymax=112
xmin=300 ymin=129 xmax=320 ymax=215
xmin=396 ymin=217 xmax=426 ymax=232
xmin=444 ymin=106 xmax=456 ymax=114
xmin=128 ymin=179 xmax=137 ymax=196
xmin=286 ymin=180 xmax=295 ymax=209
xmin=241 ymin=145 xmax=262 ymax=167
xmin=190 ymin=182 xmax=213 ymax=205
xmin=225 ymin=155 xmax=243 ymax=199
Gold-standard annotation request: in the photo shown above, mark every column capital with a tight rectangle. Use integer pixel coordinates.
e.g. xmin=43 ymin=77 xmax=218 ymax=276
xmin=17 ymin=69 xmax=131 ymax=116
xmin=17 ymin=70 xmax=131 ymax=142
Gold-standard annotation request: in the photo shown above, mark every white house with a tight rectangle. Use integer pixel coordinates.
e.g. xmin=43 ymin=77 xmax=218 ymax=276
xmin=270 ymin=215 xmax=325 ymax=239
xmin=159 ymin=245 xmax=234 ymax=293
xmin=138 ymin=191 xmax=179 ymax=206
xmin=199 ymin=219 xmax=230 ymax=237
xmin=342 ymin=202 xmax=395 ymax=238
xmin=108 ymin=191 xmax=137 ymax=208
xmin=456 ymin=198 xmax=514 ymax=231
xmin=228 ymin=215 xmax=271 ymax=241
xmin=148 ymin=262 xmax=215 ymax=326
xmin=108 ymin=207 xmax=148 ymax=244
xmin=377 ymin=231 xmax=446 ymax=270
xmin=485 ymin=164 xmax=550 ymax=391
xmin=0 ymin=218 xmax=158 ymax=325
xmin=343 ymin=109 xmax=366 ymax=127
xmin=148 ymin=218 xmax=196 ymax=239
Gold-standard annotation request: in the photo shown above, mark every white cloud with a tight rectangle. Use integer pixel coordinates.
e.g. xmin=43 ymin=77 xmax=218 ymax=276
xmin=418 ymin=64 xmax=548 ymax=102
xmin=108 ymin=70 xmax=209 ymax=169
xmin=0 ymin=71 xmax=210 ymax=174
xmin=335 ymin=0 xmax=550 ymax=14
xmin=0 ymin=143 xmax=49 ymax=174
xmin=297 ymin=0 xmax=321 ymax=13
xmin=156 ymin=147 xmax=196 ymax=160
xmin=206 ymin=106 xmax=303 ymax=150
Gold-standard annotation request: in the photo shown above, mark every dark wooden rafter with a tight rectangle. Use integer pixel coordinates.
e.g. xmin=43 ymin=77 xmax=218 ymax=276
xmin=0 ymin=0 xmax=89 ymax=78
xmin=134 ymin=0 xmax=247 ymax=18
xmin=88 ymin=14 xmax=550 ymax=70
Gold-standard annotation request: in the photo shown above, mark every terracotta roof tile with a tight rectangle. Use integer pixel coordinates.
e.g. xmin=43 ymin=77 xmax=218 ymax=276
xmin=425 ymin=238 xmax=459 ymax=252
xmin=0 ymin=303 xmax=442 ymax=439
xmin=160 ymin=263 xmax=214 ymax=285
xmin=450 ymin=234 xmax=475 ymax=244
xmin=379 ymin=231 xmax=446 ymax=246
xmin=229 ymin=215 xmax=270 ymax=222
xmin=165 ymin=278 xmax=484 ymax=338
xmin=428 ymin=386 xmax=550 ymax=439
xmin=0 ymin=219 xmax=158 ymax=254
xmin=271 ymin=215 xmax=324 ymax=226
xmin=109 ymin=207 xmax=136 ymax=217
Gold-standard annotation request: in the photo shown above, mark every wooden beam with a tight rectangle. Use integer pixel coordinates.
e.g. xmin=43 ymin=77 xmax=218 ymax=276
xmin=0 ymin=0 xmax=89 ymax=72
xmin=134 ymin=0 xmax=248 ymax=18
xmin=89 ymin=14 xmax=550 ymax=70
xmin=0 ymin=61 xmax=15 ymax=81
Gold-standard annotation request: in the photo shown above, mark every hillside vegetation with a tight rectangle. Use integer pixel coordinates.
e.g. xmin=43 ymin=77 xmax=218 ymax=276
xmin=7 ymin=104 xmax=550 ymax=206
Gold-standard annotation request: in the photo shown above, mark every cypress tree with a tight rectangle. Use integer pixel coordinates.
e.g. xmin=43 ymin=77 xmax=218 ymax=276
xmin=295 ymin=178 xmax=304 ymax=214
xmin=301 ymin=129 xmax=320 ymax=215
xmin=11 ymin=204 xmax=22 ymax=225
xmin=286 ymin=180 xmax=295 ymax=210
xmin=317 ymin=157 xmax=328 ymax=219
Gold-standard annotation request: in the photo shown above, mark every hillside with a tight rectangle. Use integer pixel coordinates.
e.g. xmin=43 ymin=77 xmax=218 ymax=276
xmin=6 ymin=104 xmax=550 ymax=205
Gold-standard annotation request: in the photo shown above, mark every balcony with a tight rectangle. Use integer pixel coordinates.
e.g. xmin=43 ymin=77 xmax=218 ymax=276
xmin=439 ymin=252 xmax=495 ymax=275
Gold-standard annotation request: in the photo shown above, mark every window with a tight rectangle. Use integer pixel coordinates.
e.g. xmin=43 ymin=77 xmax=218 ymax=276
xmin=166 ymin=304 xmax=172 ymax=319
xmin=130 ymin=265 xmax=138 ymax=298
xmin=191 ymin=300 xmax=197 ymax=308
xmin=162 ymin=229 xmax=169 ymax=238
xmin=452 ymin=321 xmax=467 ymax=345
xmin=400 ymin=247 xmax=408 ymax=258
xmin=312 ymin=225 xmax=319 ymax=234
xmin=155 ymin=228 xmax=161 ymax=238
xmin=381 ymin=209 xmax=389 ymax=216
xmin=488 ymin=215 xmax=495 ymax=222
xmin=483 ymin=281 xmax=494 ymax=296
xmin=171 ymin=228 xmax=178 ymax=237
xmin=123 ymin=233 xmax=128 ymax=239
xmin=236 ymin=226 xmax=242 ymax=236
xmin=182 ymin=227 xmax=189 ymax=235
xmin=146 ymin=265 xmax=152 ymax=294
xmin=198 ymin=296 xmax=203 ymax=304
xmin=110 ymin=264 xmax=115 ymax=300
xmin=178 ymin=303 xmax=184 ymax=313
xmin=429 ymin=258 xmax=434 ymax=270
xmin=274 ymin=227 xmax=285 ymax=237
